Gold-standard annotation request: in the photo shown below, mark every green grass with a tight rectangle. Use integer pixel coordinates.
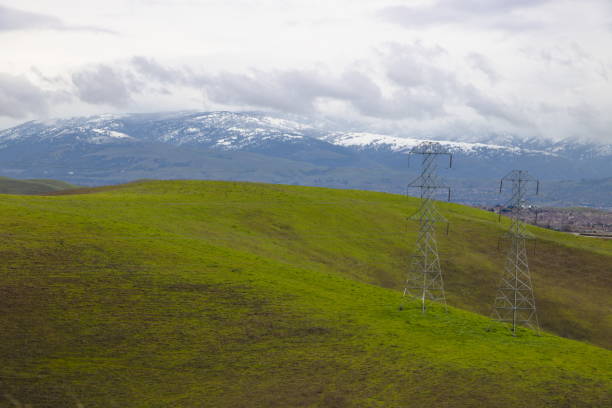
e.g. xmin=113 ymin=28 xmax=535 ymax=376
xmin=0 ymin=176 xmax=77 ymax=195
xmin=0 ymin=180 xmax=610 ymax=407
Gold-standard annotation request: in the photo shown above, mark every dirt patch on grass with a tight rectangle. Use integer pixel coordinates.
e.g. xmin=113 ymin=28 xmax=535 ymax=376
xmin=43 ymin=180 xmax=151 ymax=196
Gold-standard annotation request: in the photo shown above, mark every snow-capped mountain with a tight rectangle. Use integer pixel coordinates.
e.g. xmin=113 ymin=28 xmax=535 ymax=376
xmin=130 ymin=111 xmax=318 ymax=149
xmin=0 ymin=111 xmax=324 ymax=151
xmin=4 ymin=110 xmax=603 ymax=157
xmin=0 ymin=111 xmax=556 ymax=155
xmin=0 ymin=114 xmax=135 ymax=146
xmin=0 ymin=111 xmax=610 ymax=207
xmin=321 ymin=132 xmax=544 ymax=155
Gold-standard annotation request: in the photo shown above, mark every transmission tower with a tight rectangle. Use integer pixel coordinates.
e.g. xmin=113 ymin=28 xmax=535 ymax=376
xmin=402 ymin=142 xmax=452 ymax=313
xmin=492 ymin=170 xmax=540 ymax=335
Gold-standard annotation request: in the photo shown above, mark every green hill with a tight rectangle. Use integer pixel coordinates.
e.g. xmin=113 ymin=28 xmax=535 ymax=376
xmin=0 ymin=180 xmax=610 ymax=407
xmin=0 ymin=176 xmax=77 ymax=195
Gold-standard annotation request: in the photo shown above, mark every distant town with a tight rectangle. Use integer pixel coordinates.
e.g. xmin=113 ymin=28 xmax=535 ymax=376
xmin=480 ymin=205 xmax=612 ymax=238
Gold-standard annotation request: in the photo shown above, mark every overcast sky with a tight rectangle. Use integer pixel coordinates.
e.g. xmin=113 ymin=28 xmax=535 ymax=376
xmin=1 ymin=0 xmax=611 ymax=143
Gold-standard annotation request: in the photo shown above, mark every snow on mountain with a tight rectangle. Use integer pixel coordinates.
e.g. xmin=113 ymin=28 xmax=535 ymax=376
xmin=0 ymin=111 xmax=608 ymax=159
xmin=321 ymin=132 xmax=550 ymax=156
xmin=545 ymin=139 xmax=612 ymax=158
xmin=0 ymin=114 xmax=134 ymax=146
xmin=0 ymin=111 xmax=311 ymax=149
xmin=444 ymin=133 xmax=612 ymax=158
xmin=88 ymin=128 xmax=133 ymax=144
xmin=149 ymin=111 xmax=312 ymax=149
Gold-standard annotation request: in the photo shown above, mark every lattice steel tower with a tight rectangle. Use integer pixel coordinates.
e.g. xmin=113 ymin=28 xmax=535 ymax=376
xmin=492 ymin=170 xmax=540 ymax=335
xmin=402 ymin=142 xmax=452 ymax=313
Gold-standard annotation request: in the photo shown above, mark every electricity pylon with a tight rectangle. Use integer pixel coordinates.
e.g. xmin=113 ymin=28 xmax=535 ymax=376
xmin=402 ymin=142 xmax=452 ymax=313
xmin=492 ymin=170 xmax=540 ymax=335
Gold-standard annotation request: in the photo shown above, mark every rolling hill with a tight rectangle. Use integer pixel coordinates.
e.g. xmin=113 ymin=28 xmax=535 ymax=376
xmin=0 ymin=180 xmax=610 ymax=407
xmin=0 ymin=177 xmax=77 ymax=195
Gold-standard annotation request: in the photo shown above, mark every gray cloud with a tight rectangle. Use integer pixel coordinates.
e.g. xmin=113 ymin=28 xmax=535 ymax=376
xmin=0 ymin=5 xmax=114 ymax=33
xmin=462 ymin=85 xmax=524 ymax=124
xmin=130 ymin=56 xmax=188 ymax=84
xmin=381 ymin=43 xmax=525 ymax=124
xmin=72 ymin=65 xmax=136 ymax=106
xmin=128 ymin=50 xmax=518 ymax=123
xmin=467 ymin=53 xmax=500 ymax=83
xmin=434 ymin=0 xmax=551 ymax=14
xmin=0 ymin=73 xmax=49 ymax=118
xmin=129 ymin=57 xmax=450 ymax=119
xmin=48 ymin=48 xmax=529 ymax=127
xmin=566 ymin=103 xmax=612 ymax=141
xmin=30 ymin=67 xmax=69 ymax=86
xmin=204 ymin=69 xmax=364 ymax=114
xmin=379 ymin=0 xmax=553 ymax=31
xmin=130 ymin=57 xmax=350 ymax=113
xmin=383 ymin=43 xmax=456 ymax=94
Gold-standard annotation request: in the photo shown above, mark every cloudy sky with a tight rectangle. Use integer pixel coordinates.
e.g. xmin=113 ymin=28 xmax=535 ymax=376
xmin=1 ymin=0 xmax=611 ymax=143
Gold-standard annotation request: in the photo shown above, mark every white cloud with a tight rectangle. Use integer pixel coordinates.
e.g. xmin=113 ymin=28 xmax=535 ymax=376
xmin=378 ymin=0 xmax=556 ymax=31
xmin=0 ymin=4 xmax=114 ymax=33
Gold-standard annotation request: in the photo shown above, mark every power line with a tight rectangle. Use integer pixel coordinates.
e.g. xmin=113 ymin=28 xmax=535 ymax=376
xmin=402 ymin=142 xmax=453 ymax=313
xmin=491 ymin=170 xmax=541 ymax=335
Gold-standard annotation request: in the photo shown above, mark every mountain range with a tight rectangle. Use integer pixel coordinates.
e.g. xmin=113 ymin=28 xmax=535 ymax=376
xmin=0 ymin=111 xmax=610 ymax=207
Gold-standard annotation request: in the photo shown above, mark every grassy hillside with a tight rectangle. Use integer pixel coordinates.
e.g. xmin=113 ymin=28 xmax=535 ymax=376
xmin=0 ymin=176 xmax=77 ymax=195
xmin=0 ymin=180 xmax=610 ymax=407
